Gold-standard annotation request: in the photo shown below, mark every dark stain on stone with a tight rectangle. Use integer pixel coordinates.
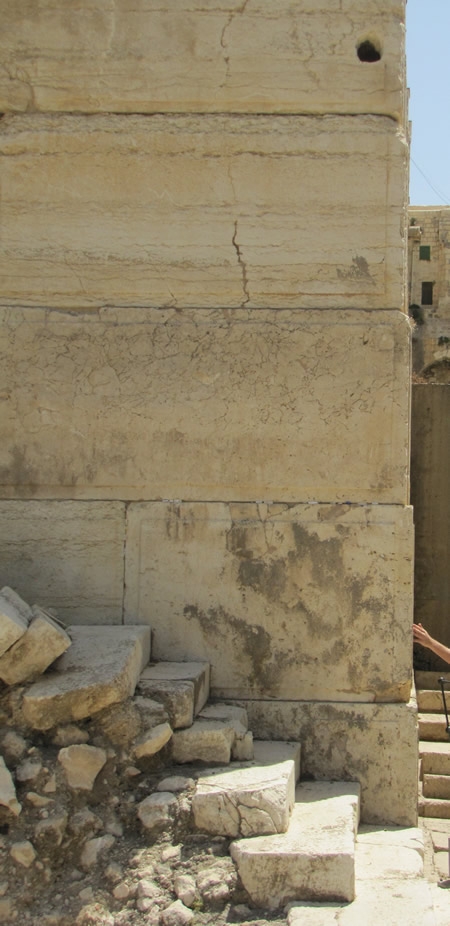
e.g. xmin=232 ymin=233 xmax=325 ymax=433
xmin=226 ymin=526 xmax=254 ymax=560
xmin=183 ymin=602 xmax=289 ymax=692
xmin=0 ymin=446 xmax=39 ymax=494
xmin=336 ymin=255 xmax=375 ymax=284
xmin=238 ymin=558 xmax=286 ymax=603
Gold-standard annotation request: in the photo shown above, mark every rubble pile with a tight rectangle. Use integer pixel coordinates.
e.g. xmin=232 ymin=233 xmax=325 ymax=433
xmin=0 ymin=587 xmax=286 ymax=926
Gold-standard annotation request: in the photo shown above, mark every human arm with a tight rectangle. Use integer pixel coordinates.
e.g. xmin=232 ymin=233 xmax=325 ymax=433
xmin=413 ymin=623 xmax=450 ymax=665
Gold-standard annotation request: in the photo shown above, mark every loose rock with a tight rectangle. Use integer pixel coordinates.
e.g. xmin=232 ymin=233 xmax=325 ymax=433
xmin=58 ymin=744 xmax=107 ymax=790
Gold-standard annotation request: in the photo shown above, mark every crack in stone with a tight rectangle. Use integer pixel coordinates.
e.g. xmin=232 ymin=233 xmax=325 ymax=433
xmin=232 ymin=220 xmax=250 ymax=307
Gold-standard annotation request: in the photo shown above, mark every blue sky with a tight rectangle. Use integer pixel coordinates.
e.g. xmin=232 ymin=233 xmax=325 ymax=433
xmin=407 ymin=0 xmax=450 ymax=205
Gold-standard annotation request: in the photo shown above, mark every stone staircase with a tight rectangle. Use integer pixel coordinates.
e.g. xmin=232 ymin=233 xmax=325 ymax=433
xmin=417 ymin=670 xmax=450 ymax=819
xmin=136 ymin=658 xmax=361 ymax=906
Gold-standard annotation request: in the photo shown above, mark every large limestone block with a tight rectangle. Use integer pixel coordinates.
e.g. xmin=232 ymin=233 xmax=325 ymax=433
xmin=0 ymin=607 xmax=71 ymax=685
xmin=0 ymin=308 xmax=410 ymax=504
xmin=287 ymin=881 xmax=437 ymax=926
xmin=125 ymin=502 xmax=413 ymax=702
xmin=0 ymin=589 xmax=29 ymax=657
xmin=139 ymin=663 xmax=210 ymax=717
xmin=0 ymin=502 xmax=125 ymax=624
xmin=0 ymin=114 xmax=406 ymax=310
xmin=0 ymin=1 xmax=405 ymax=120
xmin=230 ymin=781 xmax=360 ymax=908
xmin=244 ymin=699 xmax=418 ymax=826
xmin=171 ymin=719 xmax=236 ymax=765
xmin=22 ymin=625 xmax=151 ymax=730
xmin=136 ymin=679 xmax=195 ymax=730
xmin=192 ymin=752 xmax=296 ymax=836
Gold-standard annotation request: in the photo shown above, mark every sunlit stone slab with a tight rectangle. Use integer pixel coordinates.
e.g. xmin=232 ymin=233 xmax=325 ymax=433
xmin=124 ymin=501 xmax=413 ymax=702
xmin=0 ymin=1 xmax=405 ymax=120
xmin=0 ymin=114 xmax=406 ymax=310
xmin=0 ymin=308 xmax=410 ymax=504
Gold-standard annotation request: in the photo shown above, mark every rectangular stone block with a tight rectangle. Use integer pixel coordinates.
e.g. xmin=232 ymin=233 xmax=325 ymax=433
xmin=230 ymin=781 xmax=360 ymax=907
xmin=139 ymin=662 xmax=210 ymax=717
xmin=0 ymin=502 xmax=125 ymax=625
xmin=125 ymin=502 xmax=413 ymax=702
xmin=0 ymin=308 xmax=410 ymax=504
xmin=242 ymin=699 xmax=418 ymax=826
xmin=0 ymin=1 xmax=405 ymax=120
xmin=0 ymin=589 xmax=30 ymax=658
xmin=0 ymin=114 xmax=406 ymax=310
xmin=22 ymin=625 xmax=151 ymax=730
xmin=0 ymin=606 xmax=71 ymax=685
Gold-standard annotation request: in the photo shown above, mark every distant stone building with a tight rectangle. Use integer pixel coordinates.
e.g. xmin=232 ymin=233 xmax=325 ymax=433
xmin=408 ymin=206 xmax=450 ymax=379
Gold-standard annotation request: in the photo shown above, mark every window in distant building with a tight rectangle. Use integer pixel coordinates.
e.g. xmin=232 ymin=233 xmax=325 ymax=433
xmin=419 ymin=245 xmax=431 ymax=260
xmin=421 ymin=282 xmax=434 ymax=305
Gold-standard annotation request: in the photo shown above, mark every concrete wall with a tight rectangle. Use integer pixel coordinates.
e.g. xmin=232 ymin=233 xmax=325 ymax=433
xmin=411 ymin=385 xmax=450 ymax=670
xmin=0 ymin=0 xmax=415 ymax=824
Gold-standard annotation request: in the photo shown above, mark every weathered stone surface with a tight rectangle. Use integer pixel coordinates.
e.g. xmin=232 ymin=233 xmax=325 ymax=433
xmin=0 ymin=589 xmax=29 ymax=657
xmin=0 ymin=309 xmax=410 ymax=503
xmin=0 ymin=1 xmax=405 ymax=120
xmin=134 ymin=722 xmax=173 ymax=759
xmin=52 ymin=725 xmax=90 ymax=747
xmin=174 ymin=875 xmax=197 ymax=908
xmin=58 ymin=745 xmax=107 ymax=790
xmin=1 ymin=730 xmax=27 ymax=763
xmin=252 ymin=741 xmax=302 ymax=784
xmin=126 ymin=502 xmax=413 ymax=701
xmin=287 ymin=881 xmax=437 ymax=926
xmin=244 ymin=700 xmax=418 ymax=826
xmin=34 ymin=812 xmax=68 ymax=849
xmin=161 ymin=901 xmax=194 ymax=926
xmin=231 ymin=781 xmax=359 ymax=908
xmin=198 ymin=703 xmax=252 ymax=760
xmin=22 ymin=625 xmax=151 ymax=730
xmin=0 ymin=608 xmax=71 ymax=685
xmin=10 ymin=840 xmax=36 ymax=868
xmin=140 ymin=662 xmax=210 ymax=717
xmin=0 ymin=115 xmax=406 ymax=311
xmin=137 ymin=792 xmax=177 ymax=830
xmin=0 ymin=757 xmax=21 ymax=816
xmin=157 ymin=777 xmax=195 ymax=793
xmin=80 ymin=835 xmax=116 ymax=870
xmin=0 ymin=503 xmax=125 ymax=624
xmin=136 ymin=680 xmax=195 ymax=730
xmin=172 ymin=719 xmax=236 ymax=765
xmin=192 ymin=753 xmax=296 ymax=836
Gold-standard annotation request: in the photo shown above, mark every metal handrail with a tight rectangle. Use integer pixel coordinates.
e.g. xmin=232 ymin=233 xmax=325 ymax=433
xmin=438 ymin=677 xmax=450 ymax=737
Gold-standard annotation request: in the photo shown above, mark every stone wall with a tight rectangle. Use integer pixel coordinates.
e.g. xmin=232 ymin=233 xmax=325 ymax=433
xmin=0 ymin=0 xmax=415 ymax=823
xmin=408 ymin=207 xmax=450 ymax=376
xmin=411 ymin=384 xmax=450 ymax=670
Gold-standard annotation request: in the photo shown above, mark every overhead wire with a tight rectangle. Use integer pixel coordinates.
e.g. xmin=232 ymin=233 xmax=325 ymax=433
xmin=410 ymin=157 xmax=450 ymax=206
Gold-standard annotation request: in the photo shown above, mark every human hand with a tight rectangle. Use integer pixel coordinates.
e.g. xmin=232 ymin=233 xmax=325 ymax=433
xmin=413 ymin=623 xmax=433 ymax=648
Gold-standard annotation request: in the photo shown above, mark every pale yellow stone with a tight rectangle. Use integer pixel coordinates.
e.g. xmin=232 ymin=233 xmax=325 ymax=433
xmin=58 ymin=745 xmax=107 ymax=790
xmin=0 ymin=309 xmax=410 ymax=504
xmin=125 ymin=502 xmax=413 ymax=702
xmin=22 ymin=625 xmax=151 ymax=730
xmin=244 ymin=699 xmax=418 ymax=827
xmin=0 ymin=114 xmax=406 ymax=311
xmin=0 ymin=608 xmax=71 ymax=685
xmin=0 ymin=757 xmax=21 ymax=816
xmin=0 ymin=502 xmax=125 ymax=624
xmin=134 ymin=722 xmax=173 ymax=759
xmin=0 ymin=1 xmax=405 ymax=121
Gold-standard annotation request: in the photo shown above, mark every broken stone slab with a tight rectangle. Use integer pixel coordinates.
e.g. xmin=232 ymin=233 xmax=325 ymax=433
xmin=0 ymin=606 xmax=71 ymax=685
xmin=192 ymin=746 xmax=296 ymax=837
xmin=0 ymin=587 xmax=31 ymax=657
xmin=137 ymin=679 xmax=196 ymax=729
xmin=139 ymin=662 xmax=210 ymax=718
xmin=58 ymin=745 xmax=107 ymax=790
xmin=230 ymin=781 xmax=360 ymax=909
xmin=134 ymin=722 xmax=173 ymax=760
xmin=22 ymin=625 xmax=151 ymax=731
xmin=0 ymin=756 xmax=21 ymax=816
xmin=198 ymin=703 xmax=253 ymax=760
xmin=251 ymin=740 xmax=302 ymax=784
xmin=171 ymin=719 xmax=236 ymax=765
xmin=137 ymin=792 xmax=177 ymax=830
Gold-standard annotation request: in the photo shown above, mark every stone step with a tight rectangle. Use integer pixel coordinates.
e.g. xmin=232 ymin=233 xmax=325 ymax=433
xmin=230 ymin=780 xmax=360 ymax=910
xmin=287 ymin=826 xmax=427 ymax=926
xmin=415 ymin=670 xmax=450 ymax=691
xmin=137 ymin=661 xmax=210 ymax=729
xmin=420 ymin=740 xmax=450 ymax=776
xmin=22 ymin=625 xmax=151 ymax=730
xmin=418 ymin=713 xmax=450 ymax=741
xmin=423 ymin=774 xmax=450 ymax=800
xmin=192 ymin=740 xmax=300 ymax=838
xmin=417 ymin=688 xmax=449 ymax=713
xmin=419 ymin=782 xmax=450 ymax=820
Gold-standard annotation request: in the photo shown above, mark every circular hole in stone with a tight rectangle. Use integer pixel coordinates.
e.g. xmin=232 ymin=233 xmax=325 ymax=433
xmin=357 ymin=40 xmax=381 ymax=62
